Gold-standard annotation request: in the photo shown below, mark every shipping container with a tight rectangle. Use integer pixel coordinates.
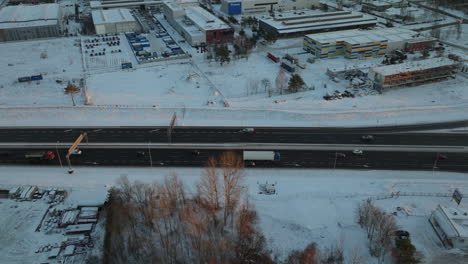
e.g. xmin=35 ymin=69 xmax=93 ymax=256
xmin=18 ymin=76 xmax=31 ymax=82
xmin=281 ymin=61 xmax=295 ymax=73
xmin=267 ymin=52 xmax=279 ymax=63
xmin=31 ymin=74 xmax=43 ymax=81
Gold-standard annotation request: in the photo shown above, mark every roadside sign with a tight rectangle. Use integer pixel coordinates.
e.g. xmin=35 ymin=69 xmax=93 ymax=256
xmin=453 ymin=189 xmax=463 ymax=205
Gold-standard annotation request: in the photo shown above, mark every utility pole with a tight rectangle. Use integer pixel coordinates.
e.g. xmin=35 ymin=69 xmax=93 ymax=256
xmin=148 ymin=141 xmax=153 ymax=167
xmin=56 ymin=141 xmax=63 ymax=168
xmin=168 ymin=112 xmax=177 ymax=143
xmin=432 ymin=152 xmax=439 ymax=176
xmin=334 ymin=152 xmax=338 ymax=169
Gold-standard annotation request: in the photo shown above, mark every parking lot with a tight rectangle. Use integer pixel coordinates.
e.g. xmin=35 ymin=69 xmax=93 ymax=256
xmin=82 ymin=34 xmax=135 ymax=72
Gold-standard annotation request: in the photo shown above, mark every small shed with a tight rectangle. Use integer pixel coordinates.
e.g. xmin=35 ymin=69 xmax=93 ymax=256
xmin=429 ymin=204 xmax=468 ymax=249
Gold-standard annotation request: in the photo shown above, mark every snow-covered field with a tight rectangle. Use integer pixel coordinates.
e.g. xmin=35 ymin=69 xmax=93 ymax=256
xmin=1 ymin=166 xmax=468 ymax=263
xmin=0 ymin=38 xmax=84 ymax=106
xmin=87 ymin=63 xmax=220 ymax=107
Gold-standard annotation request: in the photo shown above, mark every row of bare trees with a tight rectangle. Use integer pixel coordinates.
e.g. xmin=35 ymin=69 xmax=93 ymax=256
xmin=356 ymin=199 xmax=398 ymax=264
xmin=104 ymin=151 xmax=273 ymax=264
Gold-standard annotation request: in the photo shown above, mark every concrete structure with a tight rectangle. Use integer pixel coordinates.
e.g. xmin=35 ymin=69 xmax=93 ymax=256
xmin=92 ymin=9 xmax=139 ymax=34
xmin=90 ymin=0 xmax=164 ymax=10
xmin=361 ymin=1 xmax=393 ymax=12
xmin=0 ymin=4 xmax=62 ymax=42
xmin=303 ymin=28 xmax=434 ymax=59
xmin=368 ymin=57 xmax=459 ymax=92
xmin=429 ymin=205 xmax=468 ymax=249
xmin=8 ymin=0 xmax=55 ymax=5
xmin=164 ymin=2 xmax=234 ymax=46
xmin=258 ymin=10 xmax=377 ymax=38
xmin=89 ymin=0 xmax=197 ymax=10
xmin=220 ymin=0 xmax=319 ymax=15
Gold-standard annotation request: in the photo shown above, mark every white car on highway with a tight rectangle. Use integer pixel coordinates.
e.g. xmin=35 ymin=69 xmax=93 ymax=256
xmin=352 ymin=149 xmax=363 ymax=155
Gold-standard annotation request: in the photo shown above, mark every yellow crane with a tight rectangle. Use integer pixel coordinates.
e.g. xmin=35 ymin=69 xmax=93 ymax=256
xmin=66 ymin=133 xmax=87 ymax=174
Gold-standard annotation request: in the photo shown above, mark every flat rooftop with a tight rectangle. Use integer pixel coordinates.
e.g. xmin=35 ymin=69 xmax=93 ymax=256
xmin=306 ymin=28 xmax=418 ymax=44
xmin=92 ymin=9 xmax=136 ymax=24
xmin=174 ymin=16 xmax=204 ymax=37
xmin=185 ymin=6 xmax=230 ymax=31
xmin=260 ymin=10 xmax=377 ymax=34
xmin=90 ymin=0 xmax=163 ymax=9
xmin=0 ymin=4 xmax=59 ymax=29
xmin=372 ymin=57 xmax=458 ymax=76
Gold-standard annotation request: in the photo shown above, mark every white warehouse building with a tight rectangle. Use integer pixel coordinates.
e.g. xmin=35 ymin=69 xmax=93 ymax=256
xmin=0 ymin=4 xmax=62 ymax=42
xmin=91 ymin=9 xmax=140 ymax=34
xmin=221 ymin=0 xmax=320 ymax=15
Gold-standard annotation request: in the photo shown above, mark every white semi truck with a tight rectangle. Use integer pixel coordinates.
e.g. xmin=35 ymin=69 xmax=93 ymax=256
xmin=243 ymin=151 xmax=280 ymax=161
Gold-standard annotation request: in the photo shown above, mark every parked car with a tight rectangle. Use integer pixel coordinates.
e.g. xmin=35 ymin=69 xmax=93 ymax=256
xmin=394 ymin=230 xmax=410 ymax=240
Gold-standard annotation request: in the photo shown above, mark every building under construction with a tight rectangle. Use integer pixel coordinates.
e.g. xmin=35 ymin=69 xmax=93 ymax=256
xmin=368 ymin=57 xmax=460 ymax=92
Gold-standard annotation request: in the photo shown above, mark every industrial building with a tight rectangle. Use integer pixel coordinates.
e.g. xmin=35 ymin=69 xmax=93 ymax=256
xmin=303 ymin=28 xmax=435 ymax=59
xmin=90 ymin=0 xmax=163 ymax=10
xmin=220 ymin=0 xmax=320 ymax=16
xmin=164 ymin=3 xmax=234 ymax=46
xmin=0 ymin=4 xmax=62 ymax=42
xmin=91 ymin=9 xmax=140 ymax=34
xmin=429 ymin=204 xmax=468 ymax=249
xmin=258 ymin=10 xmax=377 ymax=38
xmin=8 ymin=0 xmax=55 ymax=5
xmin=368 ymin=57 xmax=459 ymax=92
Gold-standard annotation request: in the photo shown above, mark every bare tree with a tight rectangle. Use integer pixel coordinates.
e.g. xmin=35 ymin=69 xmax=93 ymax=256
xmin=286 ymin=242 xmax=319 ymax=264
xmin=356 ymin=199 xmax=398 ymax=264
xmin=261 ymin=78 xmax=271 ymax=93
xmin=347 ymin=246 xmax=366 ymax=264
xmin=219 ymin=151 xmax=245 ymax=227
xmin=198 ymin=156 xmax=221 ymax=226
xmin=64 ymin=82 xmax=80 ymax=106
xmin=275 ymin=67 xmax=288 ymax=95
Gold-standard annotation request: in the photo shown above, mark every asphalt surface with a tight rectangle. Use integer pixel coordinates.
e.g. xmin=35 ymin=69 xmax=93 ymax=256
xmin=0 ymin=127 xmax=467 ymax=146
xmin=0 ymin=124 xmax=467 ymax=171
xmin=1 ymin=148 xmax=467 ymax=172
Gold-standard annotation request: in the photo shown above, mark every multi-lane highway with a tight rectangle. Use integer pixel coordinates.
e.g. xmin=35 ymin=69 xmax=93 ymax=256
xmin=0 ymin=146 xmax=466 ymax=171
xmin=0 ymin=127 xmax=468 ymax=146
xmin=0 ymin=125 xmax=467 ymax=172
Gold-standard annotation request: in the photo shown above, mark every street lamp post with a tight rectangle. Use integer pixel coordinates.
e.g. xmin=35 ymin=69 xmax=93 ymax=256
xmin=433 ymin=152 xmax=440 ymax=176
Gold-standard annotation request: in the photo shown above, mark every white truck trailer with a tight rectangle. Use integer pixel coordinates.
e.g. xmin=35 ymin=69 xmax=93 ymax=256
xmin=243 ymin=151 xmax=280 ymax=161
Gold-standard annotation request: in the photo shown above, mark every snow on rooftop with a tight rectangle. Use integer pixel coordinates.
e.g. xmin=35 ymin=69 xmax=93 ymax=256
xmin=260 ymin=10 xmax=377 ymax=33
xmin=0 ymin=4 xmax=60 ymax=29
xmin=91 ymin=8 xmax=135 ymax=24
xmin=306 ymin=28 xmax=417 ymax=44
xmin=185 ymin=6 xmax=230 ymax=31
xmin=436 ymin=205 xmax=468 ymax=238
xmin=371 ymin=57 xmax=458 ymax=76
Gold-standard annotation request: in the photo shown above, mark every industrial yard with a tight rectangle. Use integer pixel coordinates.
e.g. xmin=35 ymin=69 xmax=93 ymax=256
xmin=0 ymin=0 xmax=465 ymax=123
xmin=0 ymin=184 xmax=106 ymax=264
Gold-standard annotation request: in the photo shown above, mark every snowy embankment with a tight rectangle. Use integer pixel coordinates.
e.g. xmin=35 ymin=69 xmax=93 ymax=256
xmin=1 ymin=166 xmax=468 ymax=263
xmin=0 ymin=103 xmax=467 ymax=127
